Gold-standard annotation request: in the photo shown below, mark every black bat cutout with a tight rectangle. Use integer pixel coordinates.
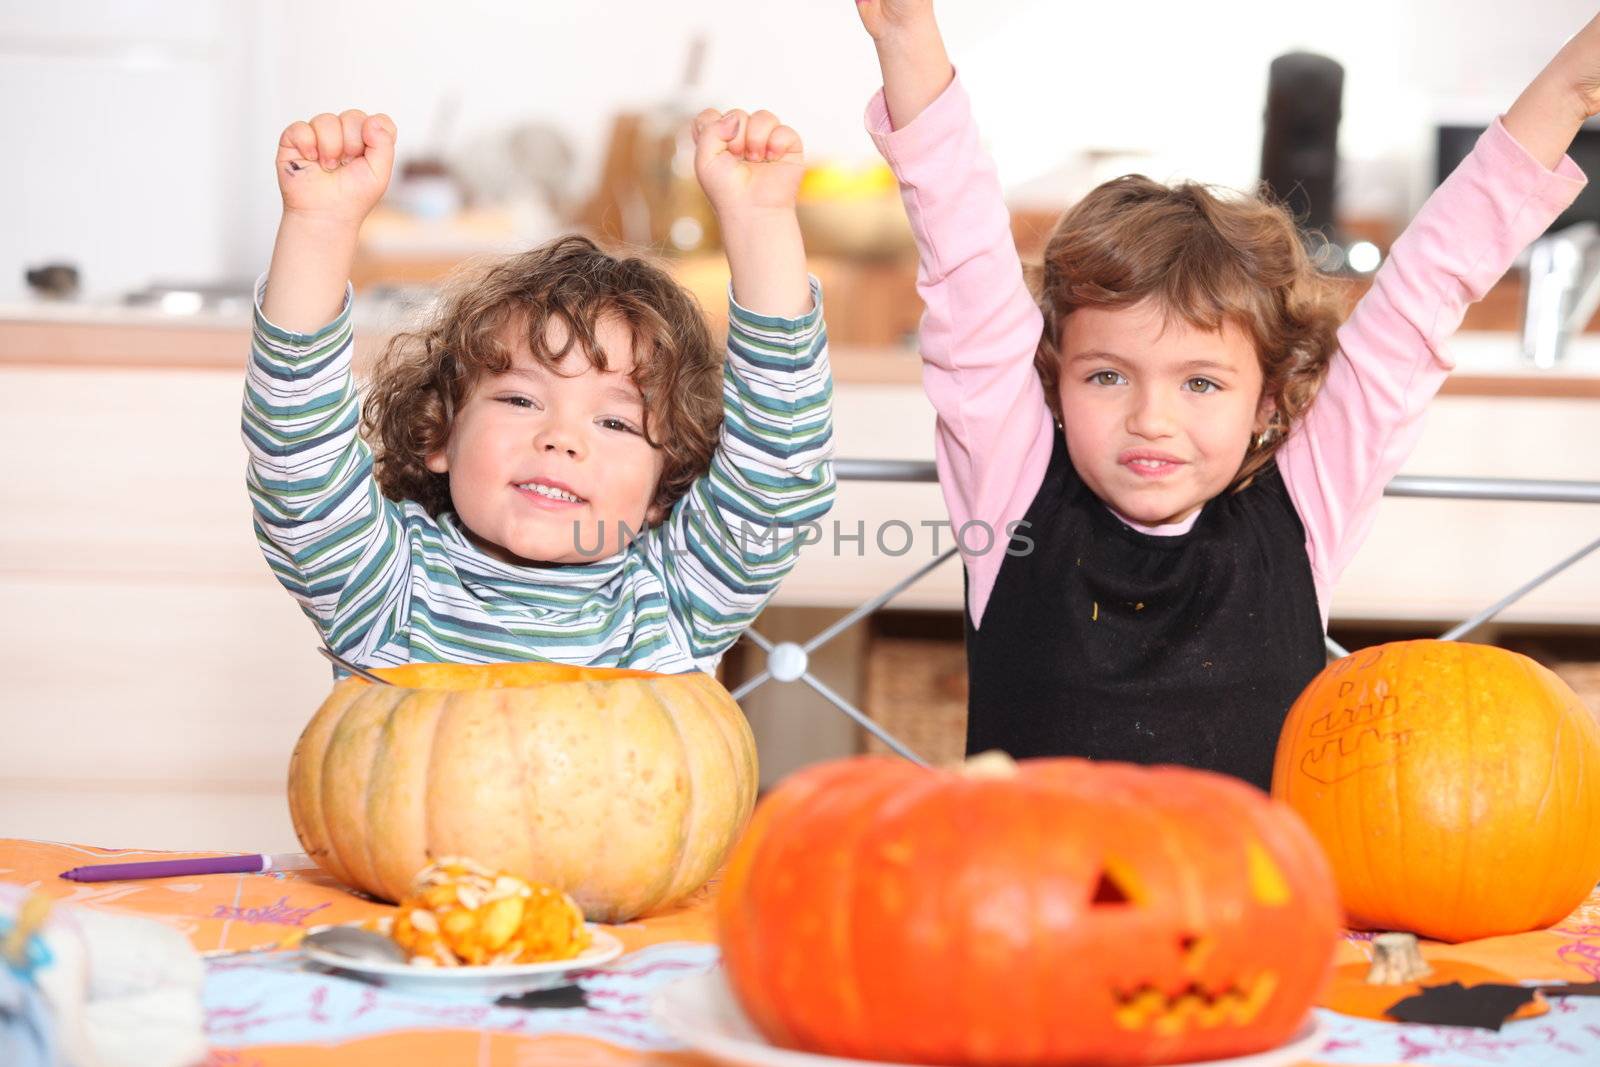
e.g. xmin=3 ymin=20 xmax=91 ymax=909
xmin=1385 ymin=982 xmax=1539 ymax=1031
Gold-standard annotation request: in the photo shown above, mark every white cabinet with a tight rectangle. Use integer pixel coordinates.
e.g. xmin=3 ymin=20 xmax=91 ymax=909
xmin=3 ymin=342 xmax=1597 ymax=850
xmin=1 ymin=364 xmax=331 ymax=850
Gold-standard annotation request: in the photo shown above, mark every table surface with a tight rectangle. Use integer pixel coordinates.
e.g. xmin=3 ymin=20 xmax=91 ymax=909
xmin=4 ymin=839 xmax=1598 ymax=1067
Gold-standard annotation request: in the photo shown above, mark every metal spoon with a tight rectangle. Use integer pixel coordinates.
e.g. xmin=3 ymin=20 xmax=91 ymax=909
xmin=316 ymin=642 xmax=394 ymax=685
xmin=303 ymin=924 xmax=409 ymax=965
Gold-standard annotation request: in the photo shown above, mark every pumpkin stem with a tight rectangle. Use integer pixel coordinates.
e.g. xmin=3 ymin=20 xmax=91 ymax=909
xmin=957 ymin=750 xmax=1019 ymax=778
xmin=1365 ymin=932 xmax=1433 ymax=984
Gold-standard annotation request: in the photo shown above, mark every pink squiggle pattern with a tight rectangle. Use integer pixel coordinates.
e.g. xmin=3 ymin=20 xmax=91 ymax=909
xmin=204 ymin=940 xmax=720 ymax=1049
xmin=1390 ymin=1021 xmax=1583 ymax=1062
xmin=1555 ymin=940 xmax=1600 ymax=981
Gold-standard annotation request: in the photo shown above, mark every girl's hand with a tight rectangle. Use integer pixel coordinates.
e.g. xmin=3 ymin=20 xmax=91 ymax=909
xmin=691 ymin=108 xmax=805 ymax=222
xmin=275 ymin=109 xmax=397 ymax=225
xmin=855 ymin=0 xmax=936 ymax=42
xmin=1550 ymin=11 xmax=1600 ymax=120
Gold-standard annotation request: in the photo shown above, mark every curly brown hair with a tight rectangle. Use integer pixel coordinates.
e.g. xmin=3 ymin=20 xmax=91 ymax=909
xmin=361 ymin=234 xmax=723 ymax=520
xmin=1028 ymin=175 xmax=1350 ymax=491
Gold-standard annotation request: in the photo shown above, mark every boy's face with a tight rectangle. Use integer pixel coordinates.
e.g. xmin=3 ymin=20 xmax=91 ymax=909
xmin=1055 ymin=298 xmax=1272 ymax=527
xmin=427 ymin=315 xmax=666 ymax=564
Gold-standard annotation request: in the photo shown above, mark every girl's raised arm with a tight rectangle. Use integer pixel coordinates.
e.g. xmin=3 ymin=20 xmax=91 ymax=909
xmin=1278 ymin=17 xmax=1593 ymax=616
xmin=856 ymin=0 xmax=1057 ymax=628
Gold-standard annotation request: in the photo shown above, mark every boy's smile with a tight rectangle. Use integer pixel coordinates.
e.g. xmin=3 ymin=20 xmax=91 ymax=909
xmin=1055 ymin=299 xmax=1272 ymax=528
xmin=427 ymin=315 xmax=666 ymax=564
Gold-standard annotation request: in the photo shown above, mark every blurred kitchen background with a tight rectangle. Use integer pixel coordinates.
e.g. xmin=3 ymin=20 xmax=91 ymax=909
xmin=4 ymin=0 xmax=1599 ymax=849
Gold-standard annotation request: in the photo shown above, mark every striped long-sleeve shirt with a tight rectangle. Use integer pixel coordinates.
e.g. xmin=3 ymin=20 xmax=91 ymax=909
xmin=243 ymin=278 xmax=835 ymax=675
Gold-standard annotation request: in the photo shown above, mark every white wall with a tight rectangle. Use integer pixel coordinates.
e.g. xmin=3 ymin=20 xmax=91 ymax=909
xmin=1 ymin=0 xmax=1593 ymax=301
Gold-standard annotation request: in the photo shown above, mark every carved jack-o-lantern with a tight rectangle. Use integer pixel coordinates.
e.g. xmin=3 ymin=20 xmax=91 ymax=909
xmin=718 ymin=755 xmax=1341 ymax=1066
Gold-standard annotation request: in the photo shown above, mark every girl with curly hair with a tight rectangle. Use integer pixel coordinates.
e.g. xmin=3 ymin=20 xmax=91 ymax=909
xmin=245 ymin=105 xmax=833 ymax=673
xmin=854 ymin=0 xmax=1589 ymax=787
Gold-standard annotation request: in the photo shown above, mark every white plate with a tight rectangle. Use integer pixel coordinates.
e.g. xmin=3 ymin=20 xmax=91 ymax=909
xmin=652 ymin=966 xmax=1327 ymax=1067
xmin=303 ymin=925 xmax=623 ymax=995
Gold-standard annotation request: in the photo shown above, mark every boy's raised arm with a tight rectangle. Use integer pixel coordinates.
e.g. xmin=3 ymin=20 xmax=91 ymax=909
xmin=262 ymin=110 xmax=395 ymax=331
xmin=644 ymin=108 xmax=835 ymax=665
xmin=246 ymin=109 xmax=409 ymax=652
xmin=693 ymin=107 xmax=813 ymax=318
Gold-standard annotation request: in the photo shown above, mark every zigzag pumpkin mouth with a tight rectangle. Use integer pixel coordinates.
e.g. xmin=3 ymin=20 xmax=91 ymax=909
xmin=1112 ymin=974 xmax=1279 ymax=1033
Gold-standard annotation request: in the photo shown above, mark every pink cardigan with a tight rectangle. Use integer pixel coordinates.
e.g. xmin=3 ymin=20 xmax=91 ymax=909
xmin=865 ymin=76 xmax=1584 ymax=629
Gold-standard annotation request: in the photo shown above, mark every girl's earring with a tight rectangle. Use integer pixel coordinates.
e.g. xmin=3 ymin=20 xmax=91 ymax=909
xmin=1254 ymin=412 xmax=1283 ymax=451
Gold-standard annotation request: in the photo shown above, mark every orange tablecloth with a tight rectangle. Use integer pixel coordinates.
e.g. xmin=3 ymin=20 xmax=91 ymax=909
xmin=4 ymin=838 xmax=1599 ymax=1066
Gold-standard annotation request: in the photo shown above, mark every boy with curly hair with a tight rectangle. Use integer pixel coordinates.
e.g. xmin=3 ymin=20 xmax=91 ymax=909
xmin=245 ymin=106 xmax=833 ymax=672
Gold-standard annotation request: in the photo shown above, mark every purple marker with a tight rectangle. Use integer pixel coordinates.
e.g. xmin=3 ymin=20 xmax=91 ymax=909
xmin=60 ymin=853 xmax=319 ymax=883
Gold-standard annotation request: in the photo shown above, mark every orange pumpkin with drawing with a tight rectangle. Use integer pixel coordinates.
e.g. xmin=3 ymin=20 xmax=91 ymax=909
xmin=717 ymin=753 xmax=1341 ymax=1066
xmin=1272 ymin=640 xmax=1600 ymax=944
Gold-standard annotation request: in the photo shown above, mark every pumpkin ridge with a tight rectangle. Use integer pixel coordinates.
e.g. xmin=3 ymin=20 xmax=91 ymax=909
xmin=626 ymin=678 xmax=689 ymax=919
xmin=1350 ymin=662 xmax=1386 ymax=931
xmin=850 ymin=767 xmax=941 ymax=1056
xmin=847 ymin=767 xmax=908 ymax=1052
xmin=1250 ymin=785 xmax=1337 ymax=1036
xmin=1452 ymin=643 xmax=1476 ymax=936
xmin=1394 ymin=647 xmax=1414 ymax=937
xmin=380 ymin=687 xmax=448 ymax=897
xmin=701 ymin=679 xmax=751 ymax=893
xmin=721 ymin=679 xmax=762 ymax=883
xmin=317 ymin=686 xmax=362 ymax=887
xmin=1584 ymin=698 xmax=1600 ymax=906
xmin=835 ymin=766 xmax=923 ymax=1056
xmin=691 ymin=676 xmax=761 ymax=902
xmin=1529 ymin=691 xmax=1563 ymax=928
xmin=358 ymin=693 xmax=397 ymax=899
xmin=420 ymin=678 xmax=454 ymax=898
xmin=1015 ymin=777 xmax=1051 ymax=1061
xmin=361 ymin=689 xmax=405 ymax=895
xmin=726 ymin=762 xmax=856 ymax=1047
xmin=362 ymin=693 xmax=404 ymax=897
xmin=934 ymin=776 xmax=989 ymax=1059
xmin=290 ymin=681 xmax=355 ymax=885
xmin=653 ymin=678 xmax=707 ymax=908
xmin=591 ymin=680 xmax=621 ymax=921
xmin=316 ymin=686 xmax=372 ymax=892
xmin=496 ymin=689 xmax=539 ymax=884
xmin=1576 ymin=693 xmax=1600 ymax=914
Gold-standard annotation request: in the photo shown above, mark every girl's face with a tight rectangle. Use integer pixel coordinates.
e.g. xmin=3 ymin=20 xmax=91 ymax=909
xmin=427 ymin=315 xmax=665 ymax=565
xmin=1055 ymin=298 xmax=1272 ymax=527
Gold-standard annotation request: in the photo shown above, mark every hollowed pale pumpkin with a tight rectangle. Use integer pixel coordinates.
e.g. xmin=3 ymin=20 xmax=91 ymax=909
xmin=718 ymin=755 xmax=1341 ymax=1067
xmin=287 ymin=661 xmax=757 ymax=922
xmin=1272 ymin=640 xmax=1600 ymax=942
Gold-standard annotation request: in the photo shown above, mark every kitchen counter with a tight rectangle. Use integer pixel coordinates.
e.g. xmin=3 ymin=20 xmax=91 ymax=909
xmin=5 ymin=299 xmax=1600 ymax=396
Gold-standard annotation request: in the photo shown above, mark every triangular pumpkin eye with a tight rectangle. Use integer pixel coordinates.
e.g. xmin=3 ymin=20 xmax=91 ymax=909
xmin=1090 ymin=856 xmax=1146 ymax=906
xmin=1091 ymin=872 xmax=1130 ymax=904
xmin=1246 ymin=841 xmax=1291 ymax=906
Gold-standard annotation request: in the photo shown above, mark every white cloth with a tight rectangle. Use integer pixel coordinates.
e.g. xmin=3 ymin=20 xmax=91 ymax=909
xmin=0 ymin=887 xmax=204 ymax=1067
